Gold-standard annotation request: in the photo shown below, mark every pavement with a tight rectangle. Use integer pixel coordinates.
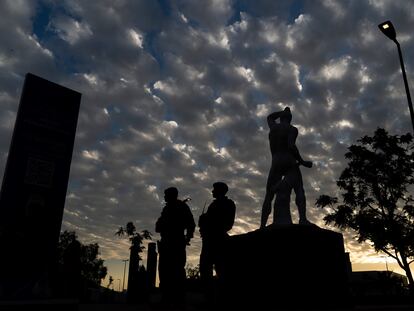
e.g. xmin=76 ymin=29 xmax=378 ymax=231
xmin=1 ymin=296 xmax=414 ymax=311
xmin=77 ymin=303 xmax=414 ymax=311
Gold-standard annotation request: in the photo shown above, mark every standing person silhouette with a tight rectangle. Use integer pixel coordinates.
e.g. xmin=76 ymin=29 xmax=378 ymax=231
xmin=260 ymin=107 xmax=312 ymax=228
xmin=199 ymin=182 xmax=236 ymax=304
xmin=155 ymin=187 xmax=195 ymax=307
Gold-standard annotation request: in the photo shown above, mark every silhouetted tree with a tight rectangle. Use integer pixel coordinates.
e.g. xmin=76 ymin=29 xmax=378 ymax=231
xmin=57 ymin=231 xmax=107 ymax=289
xmin=115 ymin=222 xmax=152 ymax=261
xmin=82 ymin=242 xmax=108 ymax=287
xmin=316 ymin=128 xmax=414 ymax=293
xmin=116 ymin=222 xmax=151 ymax=302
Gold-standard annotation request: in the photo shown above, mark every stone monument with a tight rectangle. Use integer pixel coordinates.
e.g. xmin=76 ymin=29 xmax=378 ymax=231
xmin=220 ymin=107 xmax=350 ymax=309
xmin=0 ymin=73 xmax=81 ymax=300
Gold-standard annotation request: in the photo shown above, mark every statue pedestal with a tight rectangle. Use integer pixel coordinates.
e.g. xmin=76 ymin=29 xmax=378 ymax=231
xmin=221 ymin=224 xmax=350 ymax=309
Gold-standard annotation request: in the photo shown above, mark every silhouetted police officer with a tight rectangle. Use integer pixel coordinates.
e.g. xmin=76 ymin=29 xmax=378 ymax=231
xmin=155 ymin=187 xmax=195 ymax=306
xmin=199 ymin=182 xmax=236 ymax=298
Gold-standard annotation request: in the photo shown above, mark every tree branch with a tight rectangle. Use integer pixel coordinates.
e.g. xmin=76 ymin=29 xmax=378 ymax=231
xmin=393 ymin=249 xmax=405 ymax=269
xmin=366 ymin=204 xmax=384 ymax=217
xmin=382 ymin=248 xmax=397 ymax=261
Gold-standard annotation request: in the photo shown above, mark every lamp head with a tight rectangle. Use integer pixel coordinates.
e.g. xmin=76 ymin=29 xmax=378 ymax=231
xmin=378 ymin=20 xmax=397 ymax=41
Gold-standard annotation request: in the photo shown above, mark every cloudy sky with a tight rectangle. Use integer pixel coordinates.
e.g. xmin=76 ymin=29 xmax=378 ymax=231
xmin=1 ymin=0 xmax=413 ymax=287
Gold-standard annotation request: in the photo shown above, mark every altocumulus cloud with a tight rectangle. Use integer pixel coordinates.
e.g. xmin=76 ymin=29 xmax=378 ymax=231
xmin=0 ymin=0 xmax=413 ymax=279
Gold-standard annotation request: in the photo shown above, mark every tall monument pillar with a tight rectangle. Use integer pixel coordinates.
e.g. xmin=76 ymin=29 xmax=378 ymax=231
xmin=0 ymin=73 xmax=81 ymax=299
xmin=146 ymin=242 xmax=157 ymax=289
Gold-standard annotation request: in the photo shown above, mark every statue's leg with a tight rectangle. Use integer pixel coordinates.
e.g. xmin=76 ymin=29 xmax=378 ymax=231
xmin=261 ymin=190 xmax=273 ymax=228
xmin=273 ymin=177 xmax=292 ymax=225
xmin=261 ymin=164 xmax=281 ymax=228
xmin=292 ymin=167 xmax=311 ymax=224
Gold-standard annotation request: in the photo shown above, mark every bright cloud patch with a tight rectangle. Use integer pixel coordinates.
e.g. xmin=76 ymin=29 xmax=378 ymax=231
xmin=128 ymin=29 xmax=143 ymax=48
xmin=51 ymin=16 xmax=92 ymax=44
xmin=83 ymin=73 xmax=99 ymax=85
xmin=82 ymin=150 xmax=101 ymax=161
xmin=321 ymin=57 xmax=350 ymax=80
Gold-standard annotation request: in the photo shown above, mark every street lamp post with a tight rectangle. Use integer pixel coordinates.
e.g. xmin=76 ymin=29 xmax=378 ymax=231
xmin=122 ymin=259 xmax=129 ymax=292
xmin=379 ymin=20 xmax=414 ymax=133
xmin=382 ymin=255 xmax=389 ymax=272
xmin=117 ymin=278 xmax=121 ymax=292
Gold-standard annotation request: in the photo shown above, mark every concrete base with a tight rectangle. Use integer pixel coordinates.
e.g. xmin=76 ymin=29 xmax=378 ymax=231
xmin=221 ymin=224 xmax=350 ymax=309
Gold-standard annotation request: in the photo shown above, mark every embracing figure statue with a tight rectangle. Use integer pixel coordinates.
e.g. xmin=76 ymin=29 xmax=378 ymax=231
xmin=260 ymin=107 xmax=313 ymax=228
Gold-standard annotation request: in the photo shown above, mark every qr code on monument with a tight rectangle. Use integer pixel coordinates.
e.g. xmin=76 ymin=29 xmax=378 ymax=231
xmin=24 ymin=157 xmax=55 ymax=188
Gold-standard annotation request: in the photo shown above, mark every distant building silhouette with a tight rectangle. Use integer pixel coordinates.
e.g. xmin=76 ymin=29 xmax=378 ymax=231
xmin=127 ymin=240 xmax=140 ymax=303
xmin=350 ymin=271 xmax=409 ymax=297
xmin=147 ymin=242 xmax=157 ymax=289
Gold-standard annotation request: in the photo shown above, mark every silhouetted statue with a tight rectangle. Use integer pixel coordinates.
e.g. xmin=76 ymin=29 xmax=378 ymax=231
xmin=199 ymin=182 xmax=236 ymax=304
xmin=155 ymin=187 xmax=195 ymax=307
xmin=260 ymin=107 xmax=312 ymax=227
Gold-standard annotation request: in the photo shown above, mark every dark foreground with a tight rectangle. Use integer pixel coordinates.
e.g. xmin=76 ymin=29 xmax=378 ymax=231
xmin=1 ymin=303 xmax=413 ymax=311
xmin=79 ymin=304 xmax=414 ymax=311
xmin=1 ymin=288 xmax=413 ymax=311
xmin=1 ymin=297 xmax=414 ymax=311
